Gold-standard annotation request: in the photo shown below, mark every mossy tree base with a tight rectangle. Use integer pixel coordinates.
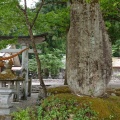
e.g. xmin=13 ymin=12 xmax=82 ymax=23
xmin=45 ymin=86 xmax=120 ymax=119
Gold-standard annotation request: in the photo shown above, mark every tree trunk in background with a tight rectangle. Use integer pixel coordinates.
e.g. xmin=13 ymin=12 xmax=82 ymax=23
xmin=64 ymin=70 xmax=68 ymax=85
xmin=29 ymin=29 xmax=47 ymax=98
xmin=67 ymin=1 xmax=112 ymax=97
xmin=17 ymin=0 xmax=47 ymax=99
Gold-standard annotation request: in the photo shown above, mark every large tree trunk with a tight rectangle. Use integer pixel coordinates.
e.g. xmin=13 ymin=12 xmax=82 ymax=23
xmin=67 ymin=1 xmax=112 ymax=97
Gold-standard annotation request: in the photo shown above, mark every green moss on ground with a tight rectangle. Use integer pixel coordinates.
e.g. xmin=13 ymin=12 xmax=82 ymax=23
xmin=44 ymin=86 xmax=120 ymax=119
xmin=9 ymin=86 xmax=120 ymax=120
xmin=47 ymin=85 xmax=71 ymax=95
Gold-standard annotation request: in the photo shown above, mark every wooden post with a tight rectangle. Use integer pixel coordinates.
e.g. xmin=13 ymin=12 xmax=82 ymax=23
xmin=28 ymin=78 xmax=32 ymax=97
xmin=21 ymin=45 xmax=29 ymax=100
xmin=0 ymin=82 xmax=2 ymax=88
xmin=13 ymin=81 xmax=20 ymax=102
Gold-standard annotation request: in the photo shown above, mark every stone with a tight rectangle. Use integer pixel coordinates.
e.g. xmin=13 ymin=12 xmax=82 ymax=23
xmin=111 ymin=93 xmax=116 ymax=96
xmin=0 ymin=108 xmax=14 ymax=115
xmin=0 ymin=89 xmax=15 ymax=115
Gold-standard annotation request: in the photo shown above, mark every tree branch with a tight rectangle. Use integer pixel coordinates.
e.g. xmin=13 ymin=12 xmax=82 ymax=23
xmin=18 ymin=0 xmax=31 ymax=29
xmin=17 ymin=4 xmax=25 ymax=13
xmin=43 ymin=1 xmax=67 ymax=6
xmin=31 ymin=0 xmax=45 ymax=28
xmin=24 ymin=0 xmax=27 ymax=11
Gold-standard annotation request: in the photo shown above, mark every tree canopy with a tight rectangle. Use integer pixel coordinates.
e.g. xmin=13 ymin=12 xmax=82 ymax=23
xmin=0 ymin=0 xmax=120 ymax=72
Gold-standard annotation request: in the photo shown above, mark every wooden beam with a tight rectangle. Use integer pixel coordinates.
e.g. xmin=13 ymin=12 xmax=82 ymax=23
xmin=0 ymin=33 xmax=47 ymax=45
xmin=0 ymin=49 xmax=41 ymax=53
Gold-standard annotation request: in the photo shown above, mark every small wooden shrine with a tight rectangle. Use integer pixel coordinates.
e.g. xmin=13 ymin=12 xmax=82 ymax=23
xmin=0 ymin=59 xmax=24 ymax=115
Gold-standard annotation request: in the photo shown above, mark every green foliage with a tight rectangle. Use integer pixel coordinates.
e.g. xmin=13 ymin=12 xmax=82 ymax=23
xmin=37 ymin=96 xmax=98 ymax=120
xmin=100 ymin=0 xmax=119 ymax=17
xmin=28 ymin=50 xmax=64 ymax=77
xmin=0 ymin=39 xmax=17 ymax=50
xmin=41 ymin=86 xmax=120 ymax=120
xmin=100 ymin=0 xmax=120 ymax=56
xmin=85 ymin=0 xmax=91 ymax=3
xmin=12 ymin=108 xmax=30 ymax=120
xmin=29 ymin=2 xmax=69 ymax=78
xmin=112 ymin=39 xmax=120 ymax=57
xmin=73 ymin=104 xmax=98 ymax=120
xmin=40 ymin=53 xmax=64 ymax=74
xmin=0 ymin=0 xmax=28 ymax=36
xmin=12 ymin=108 xmax=36 ymax=120
xmin=0 ymin=0 xmax=68 ymax=78
xmin=28 ymin=58 xmax=37 ymax=72
xmin=35 ymin=7 xmax=70 ymax=34
xmin=11 ymin=90 xmax=120 ymax=120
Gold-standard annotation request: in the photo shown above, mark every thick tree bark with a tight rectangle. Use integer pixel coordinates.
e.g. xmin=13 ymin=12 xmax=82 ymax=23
xmin=67 ymin=1 xmax=112 ymax=97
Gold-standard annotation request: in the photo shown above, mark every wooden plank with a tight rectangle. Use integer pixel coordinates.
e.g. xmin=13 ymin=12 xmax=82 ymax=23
xmin=0 ymin=34 xmax=47 ymax=45
xmin=0 ymin=49 xmax=41 ymax=53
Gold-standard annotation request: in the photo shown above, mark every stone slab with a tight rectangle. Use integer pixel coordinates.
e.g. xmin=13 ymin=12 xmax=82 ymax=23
xmin=0 ymin=89 xmax=16 ymax=95
xmin=0 ymin=94 xmax=12 ymax=108
xmin=0 ymin=107 xmax=14 ymax=115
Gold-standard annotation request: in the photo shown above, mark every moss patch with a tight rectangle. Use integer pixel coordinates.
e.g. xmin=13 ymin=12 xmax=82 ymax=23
xmin=0 ymin=69 xmax=24 ymax=80
xmin=47 ymin=85 xmax=71 ymax=95
xmin=43 ymin=86 xmax=120 ymax=119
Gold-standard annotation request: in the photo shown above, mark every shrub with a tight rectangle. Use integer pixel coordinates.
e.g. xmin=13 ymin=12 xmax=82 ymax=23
xmin=12 ymin=107 xmax=36 ymax=120
xmin=37 ymin=95 xmax=98 ymax=120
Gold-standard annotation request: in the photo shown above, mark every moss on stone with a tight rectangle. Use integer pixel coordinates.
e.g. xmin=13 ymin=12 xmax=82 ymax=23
xmin=0 ymin=69 xmax=16 ymax=80
xmin=0 ymin=69 xmax=24 ymax=80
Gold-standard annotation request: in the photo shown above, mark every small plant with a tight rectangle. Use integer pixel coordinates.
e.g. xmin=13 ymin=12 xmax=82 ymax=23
xmin=108 ymin=115 xmax=114 ymax=120
xmin=12 ymin=107 xmax=36 ymax=120
xmin=37 ymin=96 xmax=77 ymax=120
xmin=37 ymin=96 xmax=99 ymax=120
xmin=73 ymin=103 xmax=98 ymax=120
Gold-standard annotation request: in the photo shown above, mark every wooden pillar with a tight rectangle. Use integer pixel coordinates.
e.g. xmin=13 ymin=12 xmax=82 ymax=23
xmin=13 ymin=81 xmax=20 ymax=102
xmin=28 ymin=78 xmax=32 ymax=97
xmin=21 ymin=45 xmax=29 ymax=100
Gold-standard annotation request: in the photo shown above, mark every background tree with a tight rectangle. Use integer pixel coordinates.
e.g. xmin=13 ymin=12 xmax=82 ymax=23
xmin=0 ymin=0 xmax=69 ymax=98
xmin=29 ymin=2 xmax=69 ymax=79
xmin=0 ymin=0 xmax=48 ymax=97
xmin=0 ymin=0 xmax=119 ymax=98
xmin=100 ymin=0 xmax=120 ymax=56
xmin=67 ymin=0 xmax=112 ymax=97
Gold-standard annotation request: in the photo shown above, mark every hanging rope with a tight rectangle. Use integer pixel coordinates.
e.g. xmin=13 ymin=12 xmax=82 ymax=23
xmin=0 ymin=47 xmax=29 ymax=60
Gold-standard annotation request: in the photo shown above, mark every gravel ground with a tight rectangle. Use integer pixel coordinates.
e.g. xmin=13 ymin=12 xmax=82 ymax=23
xmin=12 ymin=78 xmax=120 ymax=111
xmin=12 ymin=93 xmax=38 ymax=112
